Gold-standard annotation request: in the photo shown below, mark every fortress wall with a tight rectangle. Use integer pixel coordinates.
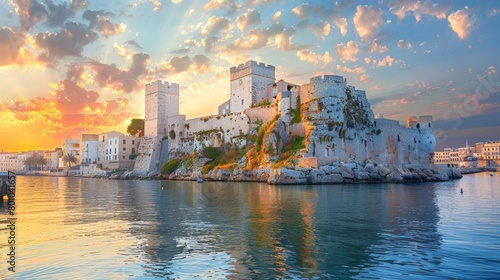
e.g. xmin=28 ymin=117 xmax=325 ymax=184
xmin=134 ymin=136 xmax=162 ymax=171
xmin=245 ymin=106 xmax=278 ymax=123
xmin=310 ymin=75 xmax=347 ymax=99
xmin=145 ymin=80 xmax=179 ymax=95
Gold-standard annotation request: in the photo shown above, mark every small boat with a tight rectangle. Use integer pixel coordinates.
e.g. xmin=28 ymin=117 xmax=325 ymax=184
xmin=197 ymin=177 xmax=203 ymax=183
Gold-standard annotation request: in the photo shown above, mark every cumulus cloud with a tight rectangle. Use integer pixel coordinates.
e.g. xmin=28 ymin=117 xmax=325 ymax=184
xmin=335 ymin=40 xmax=359 ymax=62
xmin=276 ymin=27 xmax=312 ymax=51
xmin=448 ymin=7 xmax=476 ymax=39
xmin=153 ymin=54 xmax=212 ymax=76
xmin=226 ymin=22 xmax=287 ymax=52
xmin=91 ymin=52 xmax=150 ymax=93
xmin=204 ymin=0 xmax=239 ymax=14
xmin=336 ymin=64 xmax=366 ymax=74
xmin=388 ymin=0 xmax=450 ymax=22
xmin=291 ymin=3 xmax=317 ymax=20
xmin=200 ymin=16 xmax=233 ymax=52
xmin=113 ymin=40 xmax=143 ymax=61
xmin=354 ymin=5 xmax=383 ymax=40
xmin=201 ymin=16 xmax=232 ymax=37
xmin=333 ymin=17 xmax=348 ymax=36
xmin=359 ymin=74 xmax=371 ymax=83
xmin=397 ymin=39 xmax=413 ymax=49
xmin=0 ymin=26 xmax=37 ymax=67
xmin=227 ymin=28 xmax=270 ymax=51
xmin=272 ymin=11 xmax=281 ymax=23
xmin=369 ymin=40 xmax=388 ymax=53
xmin=307 ymin=21 xmax=330 ymax=39
xmin=150 ymin=0 xmax=162 ymax=12
xmin=10 ymin=0 xmax=88 ymax=31
xmin=236 ymin=9 xmax=262 ymax=31
xmin=184 ymin=38 xmax=200 ymax=47
xmin=35 ymin=22 xmax=98 ymax=63
xmin=375 ymin=55 xmax=395 ymax=67
xmin=296 ymin=49 xmax=332 ymax=65
xmin=83 ymin=10 xmax=126 ymax=37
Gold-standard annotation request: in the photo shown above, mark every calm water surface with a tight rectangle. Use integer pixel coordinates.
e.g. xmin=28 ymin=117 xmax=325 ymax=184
xmin=1 ymin=173 xmax=499 ymax=279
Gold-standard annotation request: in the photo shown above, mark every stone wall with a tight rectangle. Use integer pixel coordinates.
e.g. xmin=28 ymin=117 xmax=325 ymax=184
xmin=134 ymin=136 xmax=162 ymax=171
xmin=244 ymin=106 xmax=277 ymax=123
xmin=79 ymin=164 xmax=105 ymax=176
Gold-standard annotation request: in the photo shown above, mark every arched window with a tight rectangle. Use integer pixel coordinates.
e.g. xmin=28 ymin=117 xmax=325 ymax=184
xmin=416 ymin=123 xmax=420 ymax=129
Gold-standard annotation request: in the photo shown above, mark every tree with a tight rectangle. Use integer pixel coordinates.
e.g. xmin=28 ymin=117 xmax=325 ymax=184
xmin=127 ymin=119 xmax=145 ymax=137
xmin=62 ymin=154 xmax=78 ymax=168
xmin=24 ymin=153 xmax=46 ymax=170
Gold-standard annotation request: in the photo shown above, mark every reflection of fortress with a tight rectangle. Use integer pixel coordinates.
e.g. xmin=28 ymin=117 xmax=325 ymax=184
xmin=134 ymin=60 xmax=435 ymax=172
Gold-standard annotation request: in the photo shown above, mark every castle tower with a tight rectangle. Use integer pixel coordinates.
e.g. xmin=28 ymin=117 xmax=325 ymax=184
xmin=230 ymin=60 xmax=275 ymax=113
xmin=144 ymin=80 xmax=180 ymax=136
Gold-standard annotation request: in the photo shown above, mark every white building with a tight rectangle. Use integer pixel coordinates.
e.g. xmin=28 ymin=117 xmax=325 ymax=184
xmin=59 ymin=139 xmax=81 ymax=167
xmin=482 ymin=141 xmax=500 ymax=160
xmin=97 ymin=131 xmax=140 ymax=170
xmin=43 ymin=149 xmax=62 ymax=170
xmin=81 ymin=134 xmax=99 ymax=164
xmin=0 ymin=153 xmax=21 ymax=171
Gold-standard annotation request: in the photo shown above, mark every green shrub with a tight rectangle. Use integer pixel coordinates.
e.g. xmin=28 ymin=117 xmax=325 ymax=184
xmin=250 ymin=99 xmax=271 ymax=108
xmin=185 ymin=157 xmax=193 ymax=169
xmin=161 ymin=158 xmax=181 ymax=174
xmin=289 ymin=96 xmax=301 ymax=124
xmin=169 ymin=130 xmax=176 ymax=139
xmin=202 ymin=147 xmax=222 ymax=159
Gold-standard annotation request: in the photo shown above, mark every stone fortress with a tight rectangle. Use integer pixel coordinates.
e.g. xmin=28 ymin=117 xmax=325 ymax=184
xmin=133 ymin=60 xmax=436 ymax=181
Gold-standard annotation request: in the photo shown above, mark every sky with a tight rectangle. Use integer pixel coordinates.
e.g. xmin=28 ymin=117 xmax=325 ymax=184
xmin=0 ymin=0 xmax=499 ymax=152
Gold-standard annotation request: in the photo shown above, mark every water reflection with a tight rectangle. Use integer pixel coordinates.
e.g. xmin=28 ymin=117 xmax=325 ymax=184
xmin=8 ymin=174 xmax=500 ymax=279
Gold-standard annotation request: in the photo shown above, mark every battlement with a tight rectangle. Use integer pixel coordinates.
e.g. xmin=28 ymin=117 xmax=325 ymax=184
xmin=418 ymin=115 xmax=433 ymax=123
xmin=230 ymin=60 xmax=275 ymax=74
xmin=352 ymin=89 xmax=367 ymax=99
xmin=310 ymin=75 xmax=345 ymax=84
xmin=145 ymin=80 xmax=179 ymax=95
xmin=406 ymin=115 xmax=433 ymax=129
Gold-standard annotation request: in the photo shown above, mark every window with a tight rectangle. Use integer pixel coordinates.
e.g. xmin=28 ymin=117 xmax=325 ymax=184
xmin=114 ymin=148 xmax=117 ymax=154
xmin=123 ymin=139 xmax=126 ymax=144
xmin=123 ymin=156 xmax=125 ymax=159
xmin=132 ymin=140 xmax=135 ymax=145
xmin=132 ymin=148 xmax=135 ymax=154
xmin=123 ymin=147 xmax=126 ymax=151
xmin=241 ymin=99 xmax=244 ymax=105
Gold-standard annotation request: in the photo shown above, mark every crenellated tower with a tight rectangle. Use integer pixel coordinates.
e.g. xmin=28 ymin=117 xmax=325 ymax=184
xmin=144 ymin=80 xmax=179 ymax=136
xmin=230 ymin=60 xmax=275 ymax=113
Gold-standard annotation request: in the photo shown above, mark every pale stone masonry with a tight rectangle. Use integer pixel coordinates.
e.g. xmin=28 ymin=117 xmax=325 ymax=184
xmin=137 ymin=60 xmax=436 ymax=172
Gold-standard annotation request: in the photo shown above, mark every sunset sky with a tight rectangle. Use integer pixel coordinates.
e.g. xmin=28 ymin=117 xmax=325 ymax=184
xmin=0 ymin=0 xmax=499 ymax=152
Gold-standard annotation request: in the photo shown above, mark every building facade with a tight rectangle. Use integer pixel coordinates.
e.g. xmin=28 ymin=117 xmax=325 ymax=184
xmin=81 ymin=134 xmax=99 ymax=164
xmin=97 ymin=131 xmax=140 ymax=170
xmin=0 ymin=153 xmax=21 ymax=171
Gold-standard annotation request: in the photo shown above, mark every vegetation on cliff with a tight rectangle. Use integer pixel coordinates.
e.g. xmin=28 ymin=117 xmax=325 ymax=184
xmin=161 ymin=158 xmax=181 ymax=174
